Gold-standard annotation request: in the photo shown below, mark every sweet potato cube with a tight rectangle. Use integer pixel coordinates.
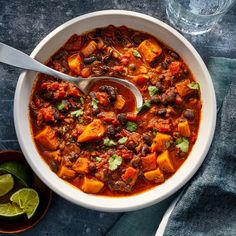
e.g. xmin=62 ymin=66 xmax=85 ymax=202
xmin=35 ymin=126 xmax=59 ymax=150
xmin=81 ymin=177 xmax=104 ymax=194
xmin=178 ymin=120 xmax=191 ymax=137
xmin=58 ymin=166 xmax=76 ymax=179
xmin=141 ymin=153 xmax=157 ymax=171
xmin=72 ymin=158 xmax=89 ymax=174
xmin=176 ymin=79 xmax=193 ymax=97
xmin=68 ymin=53 xmax=82 ymax=75
xmin=121 ymin=167 xmax=138 ymax=186
xmin=157 ymin=150 xmax=175 ymax=173
xmin=81 ymin=40 xmax=97 ymax=57
xmin=144 ymin=168 xmax=165 ymax=183
xmin=151 ymin=132 xmax=172 ymax=152
xmin=138 ymin=39 xmax=162 ymax=63
xmin=114 ymin=95 xmax=126 ymax=110
xmin=77 ymin=119 xmax=105 ymax=142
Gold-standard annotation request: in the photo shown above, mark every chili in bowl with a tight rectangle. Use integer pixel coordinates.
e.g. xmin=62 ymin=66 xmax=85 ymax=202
xmin=14 ymin=10 xmax=216 ymax=211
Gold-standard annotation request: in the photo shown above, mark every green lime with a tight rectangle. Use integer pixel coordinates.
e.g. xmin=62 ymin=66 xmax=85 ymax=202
xmin=10 ymin=188 xmax=39 ymax=219
xmin=0 ymin=161 xmax=33 ymax=187
xmin=0 ymin=174 xmax=14 ymax=197
xmin=0 ymin=203 xmax=25 ymax=220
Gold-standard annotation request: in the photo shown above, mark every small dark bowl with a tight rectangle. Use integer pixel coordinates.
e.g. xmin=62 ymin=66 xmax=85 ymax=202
xmin=0 ymin=150 xmax=52 ymax=234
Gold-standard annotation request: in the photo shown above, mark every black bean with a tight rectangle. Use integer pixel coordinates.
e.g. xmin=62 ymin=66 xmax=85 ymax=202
xmin=156 ymin=82 xmax=163 ymax=92
xmin=117 ymin=113 xmax=127 ymax=125
xmin=130 ymin=156 xmax=141 ymax=168
xmin=129 ymin=63 xmax=136 ymax=71
xmin=133 ymin=35 xmax=143 ymax=45
xmin=150 ymin=96 xmax=161 ymax=104
xmin=101 ymin=65 xmax=110 ymax=73
xmin=83 ymin=56 xmax=97 ymax=65
xmin=184 ymin=69 xmax=189 ymax=75
xmin=170 ymin=52 xmax=179 ymax=59
xmin=157 ymin=108 xmax=167 ymax=116
xmin=88 ymin=163 xmax=97 ymax=173
xmin=183 ymin=109 xmax=195 ymax=120
xmin=99 ymin=85 xmax=117 ymax=102
xmin=50 ymin=161 xmax=58 ymax=173
xmin=165 ymin=89 xmax=176 ymax=104
xmin=159 ymin=74 xmax=165 ymax=81
xmin=107 ymin=125 xmax=115 ymax=137
xmin=89 ymin=91 xmax=96 ymax=99
xmin=161 ymin=62 xmax=168 ymax=69
xmin=92 ymin=108 xmax=100 ymax=116
xmin=141 ymin=144 xmax=150 ymax=156
xmin=143 ymin=134 xmax=152 ymax=146
xmin=108 ymin=180 xmax=132 ymax=192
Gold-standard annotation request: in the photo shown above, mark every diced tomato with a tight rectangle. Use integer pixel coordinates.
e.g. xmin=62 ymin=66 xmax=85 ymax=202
xmin=54 ymin=90 xmax=67 ymax=100
xmin=169 ymin=61 xmax=181 ymax=75
xmin=40 ymin=106 xmax=55 ymax=122
xmin=121 ymin=167 xmax=138 ymax=186
xmin=97 ymin=112 xmax=118 ymax=124
xmin=126 ymin=112 xmax=138 ymax=121
xmin=134 ymin=75 xmax=148 ymax=85
xmin=96 ymin=92 xmax=110 ymax=106
xmin=175 ymin=95 xmax=183 ymax=104
xmin=113 ymin=65 xmax=124 ymax=72
xmin=67 ymin=86 xmax=80 ymax=97
xmin=120 ymin=56 xmax=129 ymax=65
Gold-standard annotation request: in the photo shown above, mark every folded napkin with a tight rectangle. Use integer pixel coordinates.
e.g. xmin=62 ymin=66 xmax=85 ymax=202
xmin=106 ymin=57 xmax=236 ymax=236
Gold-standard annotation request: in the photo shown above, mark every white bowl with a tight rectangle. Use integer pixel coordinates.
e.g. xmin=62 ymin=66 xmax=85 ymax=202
xmin=14 ymin=10 xmax=216 ymax=212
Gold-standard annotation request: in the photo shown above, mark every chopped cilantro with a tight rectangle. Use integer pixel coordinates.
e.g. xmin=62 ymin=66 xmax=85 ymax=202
xmin=165 ymin=140 xmax=173 ymax=148
xmin=79 ymin=96 xmax=85 ymax=104
xmin=56 ymin=100 xmax=66 ymax=110
xmin=137 ymin=100 xmax=151 ymax=114
xmin=132 ymin=49 xmax=141 ymax=58
xmin=176 ymin=137 xmax=189 ymax=153
xmin=153 ymin=128 xmax=157 ymax=136
xmin=126 ymin=121 xmax=138 ymax=132
xmin=108 ymin=154 xmax=123 ymax=171
xmin=92 ymin=98 xmax=98 ymax=109
xmin=118 ymin=137 xmax=128 ymax=144
xmin=148 ymin=86 xmax=159 ymax=96
xmin=104 ymin=138 xmax=117 ymax=147
xmin=79 ymin=118 xmax=84 ymax=124
xmin=71 ymin=109 xmax=83 ymax=117
xmin=91 ymin=156 xmax=102 ymax=162
xmin=187 ymin=82 xmax=200 ymax=90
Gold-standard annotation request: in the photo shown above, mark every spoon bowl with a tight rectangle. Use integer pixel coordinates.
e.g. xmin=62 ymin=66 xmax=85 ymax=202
xmin=0 ymin=42 xmax=143 ymax=108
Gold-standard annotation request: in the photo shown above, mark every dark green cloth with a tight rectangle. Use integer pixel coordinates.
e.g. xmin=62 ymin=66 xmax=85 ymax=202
xmin=106 ymin=57 xmax=236 ymax=236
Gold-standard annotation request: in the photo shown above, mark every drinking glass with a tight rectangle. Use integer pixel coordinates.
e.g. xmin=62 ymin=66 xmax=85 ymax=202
xmin=165 ymin=0 xmax=236 ymax=35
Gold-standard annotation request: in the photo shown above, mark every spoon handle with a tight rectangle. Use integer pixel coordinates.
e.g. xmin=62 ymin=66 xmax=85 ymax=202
xmin=0 ymin=42 xmax=79 ymax=83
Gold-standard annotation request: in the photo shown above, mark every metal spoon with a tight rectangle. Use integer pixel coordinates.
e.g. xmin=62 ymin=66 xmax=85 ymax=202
xmin=0 ymin=42 xmax=143 ymax=108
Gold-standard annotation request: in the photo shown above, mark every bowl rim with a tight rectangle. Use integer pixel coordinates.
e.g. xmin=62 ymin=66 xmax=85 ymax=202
xmin=14 ymin=10 xmax=217 ymax=212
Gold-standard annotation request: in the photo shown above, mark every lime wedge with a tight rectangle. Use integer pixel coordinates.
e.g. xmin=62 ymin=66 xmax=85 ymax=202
xmin=0 ymin=161 xmax=33 ymax=187
xmin=10 ymin=188 xmax=39 ymax=219
xmin=0 ymin=203 xmax=25 ymax=220
xmin=0 ymin=174 xmax=14 ymax=197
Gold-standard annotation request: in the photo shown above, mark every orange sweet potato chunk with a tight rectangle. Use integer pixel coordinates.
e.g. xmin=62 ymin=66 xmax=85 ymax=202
xmin=151 ymin=132 xmax=172 ymax=152
xmin=68 ymin=53 xmax=82 ymax=75
xmin=144 ymin=168 xmax=165 ymax=183
xmin=81 ymin=40 xmax=97 ymax=57
xmin=138 ymin=39 xmax=162 ymax=63
xmin=157 ymin=150 xmax=175 ymax=173
xmin=141 ymin=153 xmax=157 ymax=171
xmin=178 ymin=120 xmax=191 ymax=137
xmin=175 ymin=79 xmax=193 ymax=97
xmin=81 ymin=177 xmax=104 ymax=194
xmin=77 ymin=119 xmax=105 ymax=142
xmin=35 ymin=126 xmax=59 ymax=150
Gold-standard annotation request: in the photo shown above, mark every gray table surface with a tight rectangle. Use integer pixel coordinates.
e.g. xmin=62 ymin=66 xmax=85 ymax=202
xmin=0 ymin=0 xmax=235 ymax=235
